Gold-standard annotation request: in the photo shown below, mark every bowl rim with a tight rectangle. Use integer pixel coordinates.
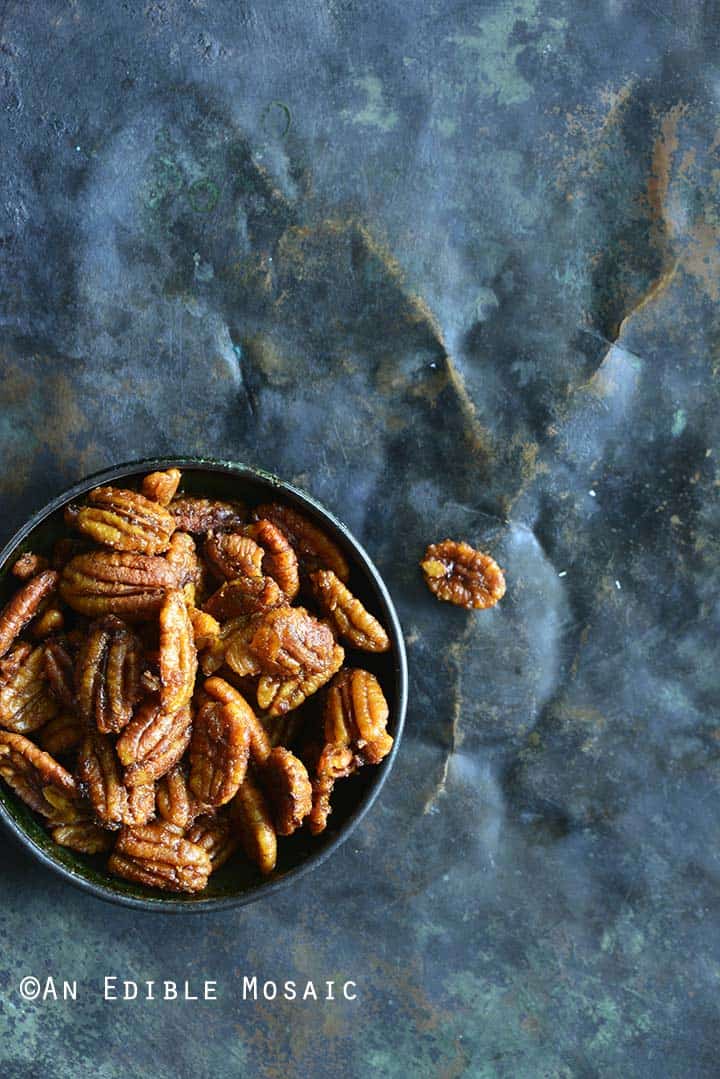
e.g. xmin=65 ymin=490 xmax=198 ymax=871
xmin=0 ymin=456 xmax=408 ymax=913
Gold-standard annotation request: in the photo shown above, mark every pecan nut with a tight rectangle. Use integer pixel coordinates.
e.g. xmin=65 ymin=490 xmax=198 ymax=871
xmin=307 ymin=743 xmax=358 ymax=835
xmin=0 ymin=569 xmax=59 ymax=658
xmin=43 ymin=638 xmax=76 ymax=709
xmin=223 ymin=618 xmax=262 ymax=679
xmin=324 ymin=668 xmax=393 ymax=765
xmin=108 ymin=821 xmax=212 ymax=893
xmin=250 ymin=605 xmax=336 ymax=677
xmin=169 ymin=497 xmax=246 ymax=535
xmin=204 ymin=676 xmax=271 ymax=763
xmin=159 ymin=590 xmax=197 ymax=716
xmin=38 ymin=711 xmax=84 ymax=757
xmin=310 ymin=570 xmax=390 ymax=652
xmin=32 ymin=607 xmax=64 ymax=639
xmin=156 ymin=765 xmax=200 ymax=830
xmin=420 ymin=539 xmax=506 ymax=609
xmin=11 ymin=552 xmax=49 ymax=581
xmin=77 ymin=731 xmax=128 ymax=828
xmin=203 ymin=574 xmax=285 ymax=621
xmin=0 ymin=643 xmax=58 ymax=734
xmin=260 ymin=746 xmax=312 ymax=836
xmin=0 ymin=731 xmax=78 ymax=821
xmin=204 ymin=532 xmax=264 ymax=581
xmin=188 ymin=698 xmax=250 ymax=806
xmin=141 ymin=468 xmax=181 ymax=507
xmin=116 ymin=700 xmax=192 ymax=786
xmin=186 ymin=812 xmax=239 ymax=872
xmin=245 ymin=520 xmax=300 ymax=600
xmin=230 ymin=772 xmax=277 ymax=875
xmin=254 ymin=503 xmax=349 ymax=581
xmin=68 ymin=485 xmax=176 ymax=554
xmin=51 ymin=818 xmax=114 ymax=854
xmin=165 ymin=533 xmax=201 ymax=606
xmin=60 ymin=551 xmax=179 ymax=620
xmin=75 ymin=616 xmax=142 ymax=733
xmin=256 ymin=643 xmax=344 ymax=717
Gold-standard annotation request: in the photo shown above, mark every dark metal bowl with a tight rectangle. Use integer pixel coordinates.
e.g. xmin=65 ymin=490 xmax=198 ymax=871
xmin=0 ymin=458 xmax=407 ymax=912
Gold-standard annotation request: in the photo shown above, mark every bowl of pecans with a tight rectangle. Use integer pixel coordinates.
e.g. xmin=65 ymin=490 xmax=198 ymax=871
xmin=0 ymin=459 xmax=406 ymax=910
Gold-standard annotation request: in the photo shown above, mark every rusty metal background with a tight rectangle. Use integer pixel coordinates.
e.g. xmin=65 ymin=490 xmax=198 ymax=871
xmin=1 ymin=1 xmax=719 ymax=1075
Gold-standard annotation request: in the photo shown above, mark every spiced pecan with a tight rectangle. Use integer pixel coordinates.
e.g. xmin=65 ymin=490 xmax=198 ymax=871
xmin=231 ymin=772 xmax=277 ymax=875
xmin=0 ymin=569 xmax=59 ymax=658
xmin=204 ymin=676 xmax=271 ymax=763
xmin=250 ymin=605 xmax=336 ymax=678
xmin=186 ymin=812 xmax=239 ymax=872
xmin=165 ymin=533 xmax=201 ymax=607
xmin=307 ymin=743 xmax=358 ymax=835
xmin=156 ymin=765 xmax=200 ymax=830
xmin=51 ymin=818 xmax=114 ymax=854
xmin=116 ymin=701 xmax=192 ymax=786
xmin=169 ymin=496 xmax=246 ymax=535
xmin=256 ymin=643 xmax=344 ymax=718
xmin=0 ymin=643 xmax=58 ymax=734
xmin=310 ymin=570 xmax=390 ymax=653
xmin=32 ymin=607 xmax=64 ymax=639
xmin=203 ymin=574 xmax=285 ymax=621
xmin=0 ymin=731 xmax=78 ymax=821
xmin=324 ymin=668 xmax=393 ymax=765
xmin=75 ymin=616 xmax=142 ymax=733
xmin=223 ymin=618 xmax=262 ymax=679
xmin=76 ymin=730 xmax=127 ymax=828
xmin=11 ymin=552 xmax=49 ymax=581
xmin=260 ymin=746 xmax=312 ymax=836
xmin=108 ymin=821 xmax=212 ymax=893
xmin=245 ymin=520 xmax=300 ymax=600
xmin=188 ymin=607 xmax=220 ymax=652
xmin=60 ymin=551 xmax=179 ymax=620
xmin=204 ymin=532 xmax=263 ymax=581
xmin=420 ymin=539 xmax=506 ymax=609
xmin=254 ymin=502 xmax=349 ymax=581
xmin=124 ymin=781 xmax=156 ymax=827
xmin=141 ymin=468 xmax=181 ymax=507
xmin=188 ymin=698 xmax=250 ymax=806
xmin=159 ymin=590 xmax=197 ymax=715
xmin=38 ymin=711 xmax=83 ymax=757
xmin=69 ymin=485 xmax=176 ymax=554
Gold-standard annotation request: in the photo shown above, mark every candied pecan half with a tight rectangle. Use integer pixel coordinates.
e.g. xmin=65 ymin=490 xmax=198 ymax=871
xmin=38 ymin=711 xmax=84 ymax=756
xmin=156 ymin=765 xmax=200 ymax=830
xmin=250 ymin=605 xmax=335 ymax=677
xmin=186 ymin=812 xmax=239 ymax=872
xmin=75 ymin=616 xmax=142 ymax=733
xmin=141 ymin=468 xmax=181 ymax=507
xmin=204 ymin=532 xmax=264 ymax=582
xmin=310 ymin=570 xmax=390 ymax=653
xmin=188 ymin=698 xmax=250 ymax=806
xmin=0 ymin=569 xmax=59 ymax=658
xmin=12 ymin=552 xmax=49 ymax=581
xmin=253 ymin=503 xmax=349 ymax=581
xmin=69 ymin=485 xmax=176 ymax=554
xmin=159 ymin=590 xmax=197 ymax=715
xmin=60 ymin=551 xmax=179 ymax=620
xmin=0 ymin=643 xmax=58 ymax=733
xmin=188 ymin=607 xmax=220 ymax=652
xmin=169 ymin=496 xmax=246 ymax=535
xmin=256 ymin=643 xmax=344 ymax=717
xmin=231 ymin=772 xmax=277 ymax=875
xmin=203 ymin=574 xmax=285 ymax=621
xmin=108 ymin=822 xmax=212 ymax=893
xmin=204 ymin=676 xmax=271 ymax=763
xmin=420 ymin=539 xmax=506 ymax=609
xmin=307 ymin=743 xmax=358 ymax=835
xmin=324 ymin=668 xmax=393 ymax=765
xmin=124 ymin=781 xmax=156 ymax=827
xmin=77 ymin=731 xmax=127 ymax=828
xmin=51 ymin=818 xmax=113 ymax=854
xmin=165 ymin=532 xmax=201 ymax=606
xmin=32 ymin=607 xmax=64 ymax=639
xmin=260 ymin=747 xmax=312 ymax=836
xmin=43 ymin=637 xmax=77 ymax=710
xmin=116 ymin=701 xmax=192 ymax=786
xmin=245 ymin=520 xmax=300 ymax=600
xmin=224 ymin=618 xmax=262 ymax=679
xmin=0 ymin=731 xmax=78 ymax=821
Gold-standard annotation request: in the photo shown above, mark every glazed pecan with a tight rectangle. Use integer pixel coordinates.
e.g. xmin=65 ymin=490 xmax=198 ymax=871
xmin=0 ymin=731 xmax=78 ymax=821
xmin=0 ymin=643 xmax=58 ymax=734
xmin=188 ymin=607 xmax=220 ymax=652
xmin=124 ymin=781 xmax=156 ymax=827
xmin=245 ymin=520 xmax=300 ymax=600
xmin=38 ymin=711 xmax=83 ymax=756
xmin=204 ymin=676 xmax=271 ymax=763
xmin=256 ymin=643 xmax=344 ymax=717
xmin=203 ymin=574 xmax=285 ymax=621
xmin=32 ymin=607 xmax=64 ymax=639
xmin=260 ymin=746 xmax=312 ymax=836
xmin=169 ymin=497 xmax=246 ymax=535
xmin=310 ymin=570 xmax=390 ymax=653
xmin=68 ymin=485 xmax=176 ymax=554
xmin=204 ymin=532 xmax=263 ymax=581
xmin=141 ymin=468 xmax=181 ymax=507
xmin=165 ymin=532 xmax=201 ymax=606
xmin=51 ymin=818 xmax=114 ymax=854
xmin=11 ymin=552 xmax=49 ymax=581
xmin=156 ymin=765 xmax=200 ymax=830
xmin=307 ymin=743 xmax=358 ymax=835
xmin=186 ymin=812 xmax=239 ymax=872
xmin=158 ymin=590 xmax=197 ymax=715
xmin=254 ymin=502 xmax=349 ymax=581
xmin=188 ymin=698 xmax=250 ymax=806
xmin=116 ymin=701 xmax=192 ymax=786
xmin=60 ymin=551 xmax=179 ymax=620
xmin=231 ymin=772 xmax=277 ymax=875
xmin=0 ymin=569 xmax=59 ymax=658
xmin=108 ymin=821 xmax=212 ymax=893
xmin=77 ymin=731 xmax=127 ymax=828
xmin=420 ymin=539 xmax=506 ymax=609
xmin=223 ymin=618 xmax=262 ymax=679
xmin=324 ymin=668 xmax=393 ymax=765
xmin=250 ymin=605 xmax=336 ymax=677
xmin=75 ymin=616 xmax=142 ymax=733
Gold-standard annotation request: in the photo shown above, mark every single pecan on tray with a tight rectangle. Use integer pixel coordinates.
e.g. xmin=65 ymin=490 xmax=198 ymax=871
xmin=420 ymin=539 xmax=506 ymax=609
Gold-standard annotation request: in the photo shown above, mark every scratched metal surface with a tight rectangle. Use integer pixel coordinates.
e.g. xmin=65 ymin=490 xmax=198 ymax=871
xmin=0 ymin=1 xmax=719 ymax=1076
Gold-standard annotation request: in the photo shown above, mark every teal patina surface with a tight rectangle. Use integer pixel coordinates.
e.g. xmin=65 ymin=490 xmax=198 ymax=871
xmin=0 ymin=1 xmax=719 ymax=1075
